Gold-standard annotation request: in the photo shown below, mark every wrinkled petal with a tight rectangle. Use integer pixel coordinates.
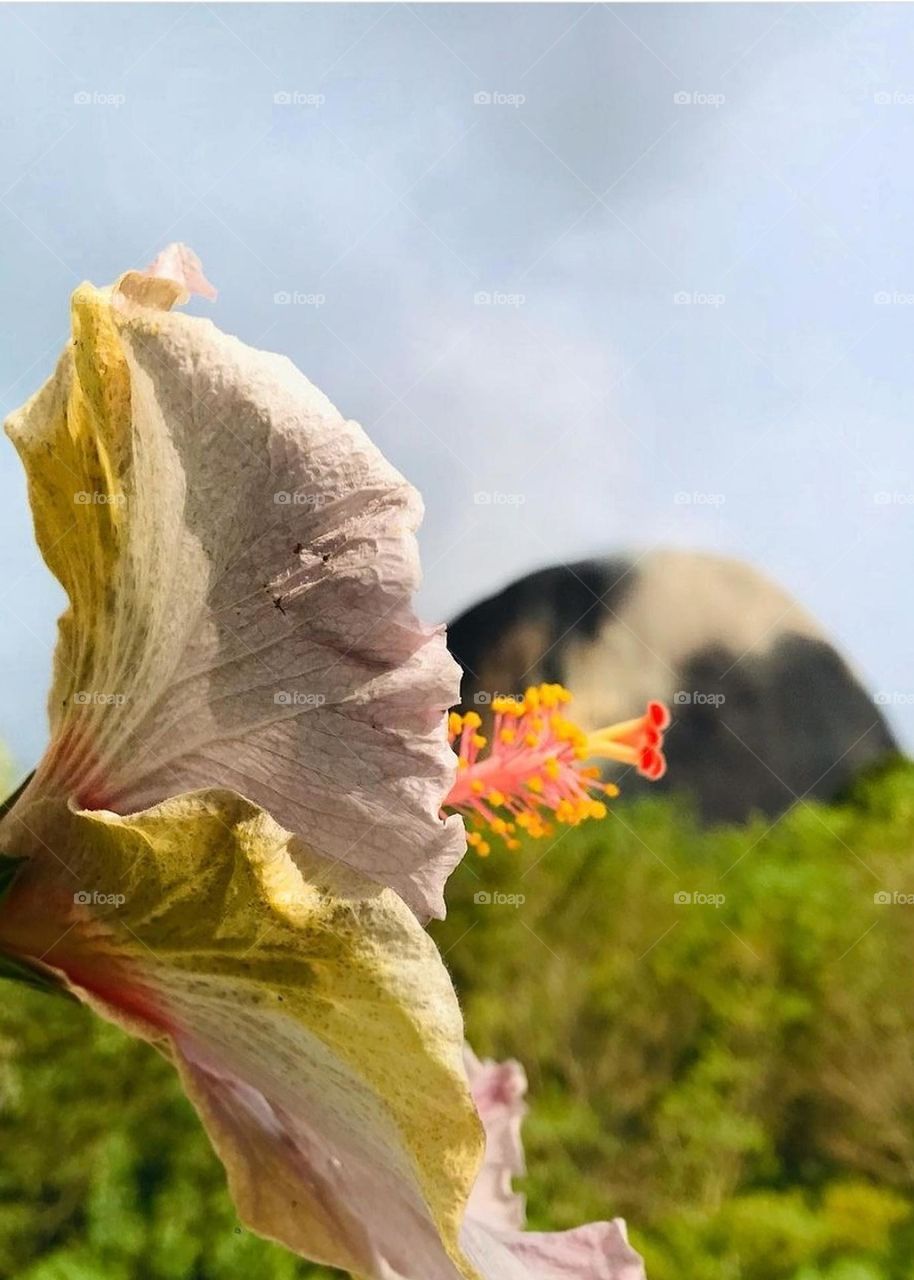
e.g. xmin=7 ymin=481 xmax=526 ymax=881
xmin=462 ymin=1048 xmax=646 ymax=1280
xmin=462 ymin=1219 xmax=646 ymax=1280
xmin=464 ymin=1046 xmax=527 ymax=1231
xmin=0 ymin=791 xmax=483 ymax=1280
xmin=5 ymin=247 xmax=463 ymax=918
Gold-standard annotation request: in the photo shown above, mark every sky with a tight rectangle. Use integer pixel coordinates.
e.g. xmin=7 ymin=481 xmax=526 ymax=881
xmin=1 ymin=2 xmax=913 ymax=772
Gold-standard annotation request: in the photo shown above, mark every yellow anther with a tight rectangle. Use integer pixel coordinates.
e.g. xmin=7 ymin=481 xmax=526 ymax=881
xmin=491 ymin=818 xmax=508 ymax=836
xmin=526 ymin=776 xmax=544 ymax=794
xmin=477 ymin=840 xmax=491 ymax=857
xmin=589 ymin=800 xmax=607 ymax=820
xmin=448 ymin=711 xmax=464 ymax=735
xmin=500 ymin=728 xmax=516 ymax=745
xmin=463 ymin=711 xmax=482 ymax=730
xmin=604 ymin=782 xmax=620 ymax=798
xmin=544 ymin=757 xmax=560 ymax=780
xmin=556 ymin=799 xmax=574 ymax=824
xmin=470 ymin=779 xmax=484 ymax=795
xmin=487 ymin=789 xmax=506 ymax=807
xmin=524 ymin=732 xmax=540 ymax=748
xmin=472 ymin=733 xmax=487 ymax=749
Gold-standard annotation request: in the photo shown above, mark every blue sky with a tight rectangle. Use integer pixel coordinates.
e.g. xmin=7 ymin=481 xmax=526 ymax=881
xmin=2 ymin=2 xmax=914 ymax=770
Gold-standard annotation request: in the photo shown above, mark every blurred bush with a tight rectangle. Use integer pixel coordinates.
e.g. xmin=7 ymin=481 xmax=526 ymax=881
xmin=2 ymin=761 xmax=914 ymax=1277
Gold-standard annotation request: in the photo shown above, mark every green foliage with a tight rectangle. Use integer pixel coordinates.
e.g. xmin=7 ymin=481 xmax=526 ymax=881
xmin=433 ymin=759 xmax=914 ymax=1280
xmin=2 ymin=761 xmax=914 ymax=1276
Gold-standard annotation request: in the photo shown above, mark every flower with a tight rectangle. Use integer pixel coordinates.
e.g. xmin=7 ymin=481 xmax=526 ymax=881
xmin=0 ymin=245 xmax=480 ymax=1278
xmin=0 ymin=247 xmax=644 ymax=1280
xmin=445 ymin=685 xmax=669 ymax=852
xmin=10 ymin=246 xmax=463 ymax=919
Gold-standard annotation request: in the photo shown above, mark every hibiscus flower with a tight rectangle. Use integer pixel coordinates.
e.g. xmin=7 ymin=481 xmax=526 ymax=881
xmin=0 ymin=246 xmax=644 ymax=1280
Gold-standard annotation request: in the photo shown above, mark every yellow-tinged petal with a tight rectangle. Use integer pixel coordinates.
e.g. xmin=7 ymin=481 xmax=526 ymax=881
xmin=0 ymin=792 xmax=483 ymax=1280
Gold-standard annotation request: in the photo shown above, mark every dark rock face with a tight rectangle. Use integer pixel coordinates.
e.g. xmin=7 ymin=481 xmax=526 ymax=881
xmin=447 ymin=551 xmax=897 ymax=825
